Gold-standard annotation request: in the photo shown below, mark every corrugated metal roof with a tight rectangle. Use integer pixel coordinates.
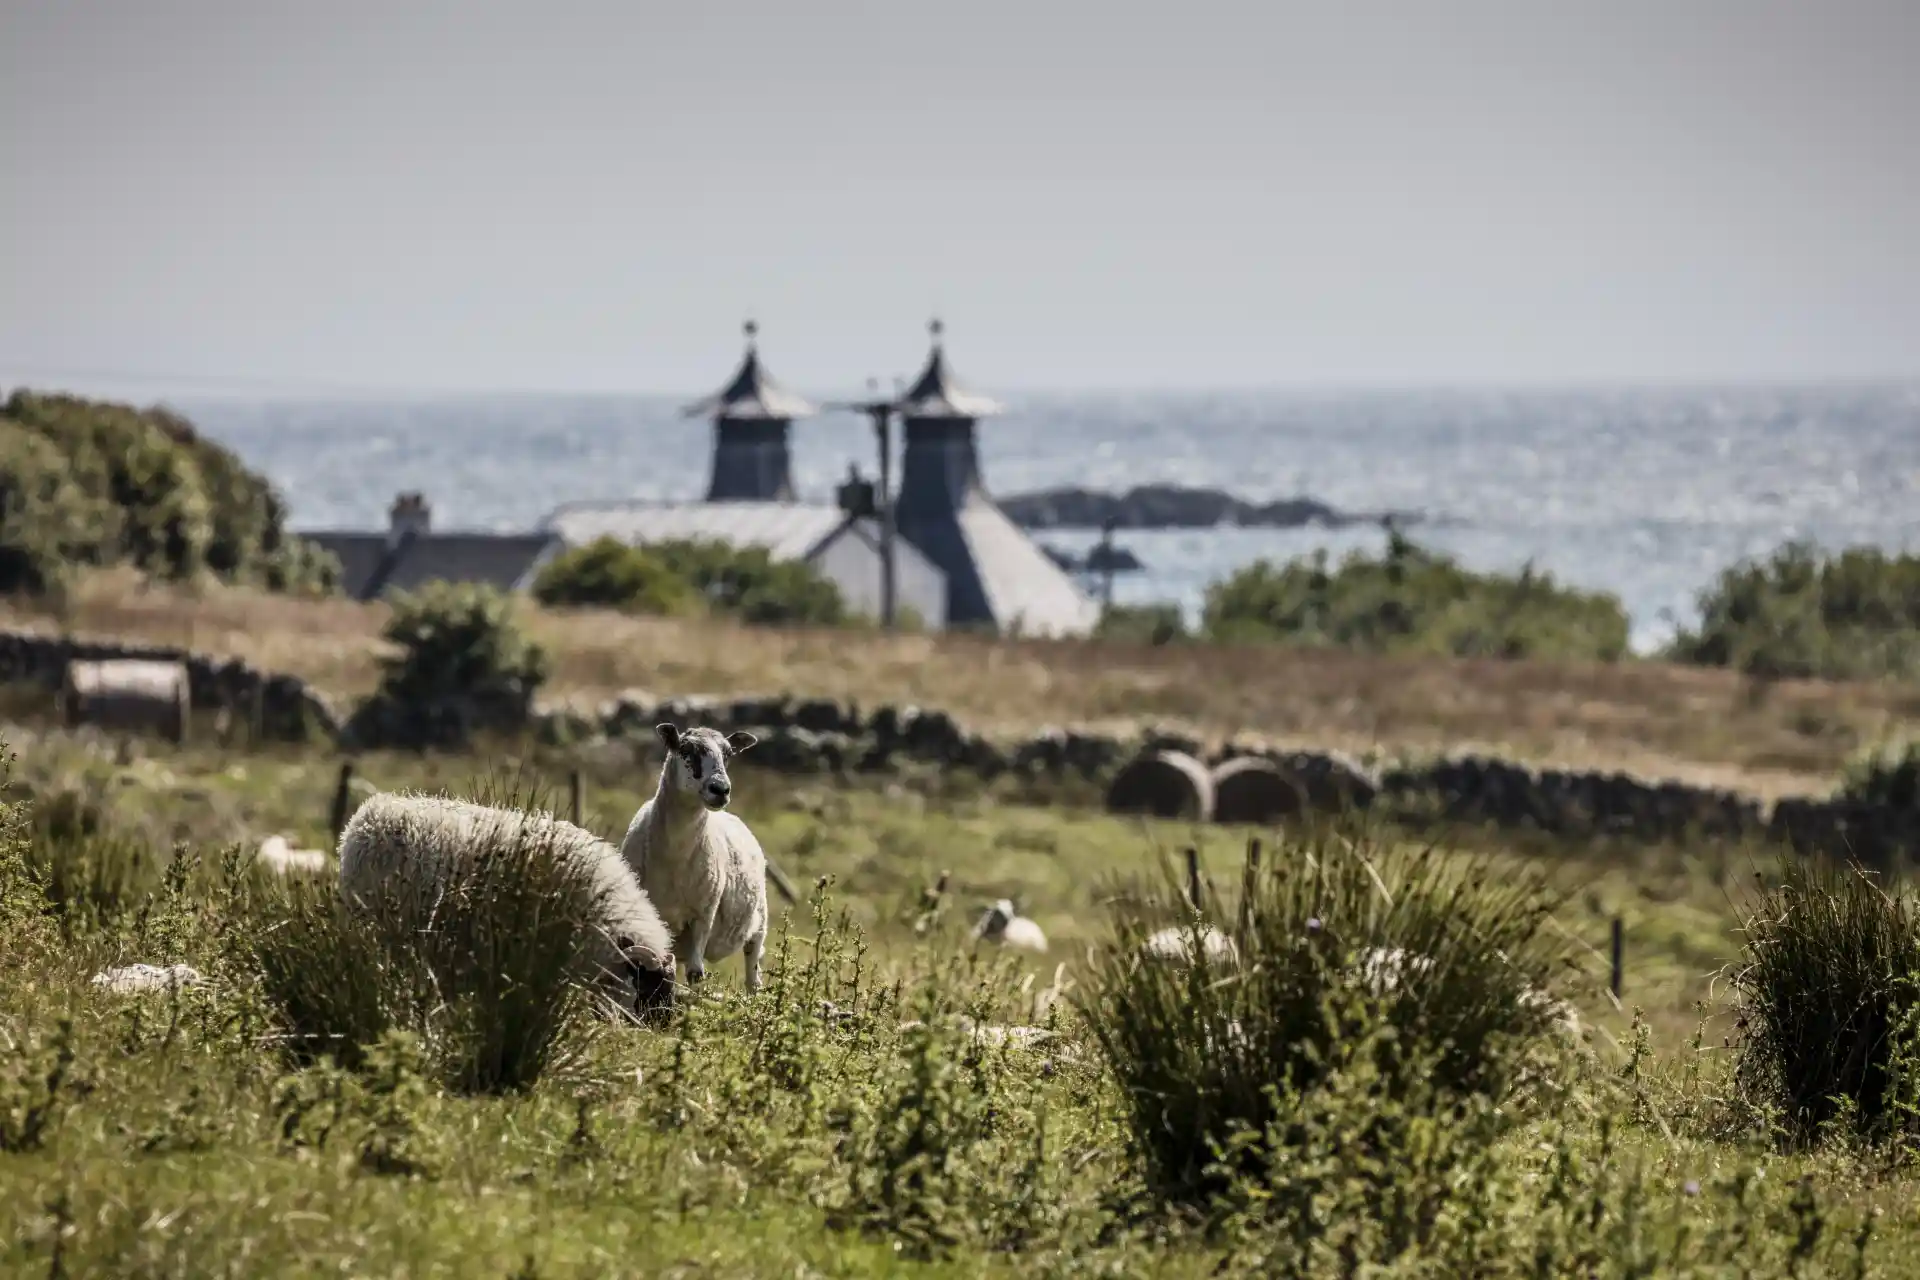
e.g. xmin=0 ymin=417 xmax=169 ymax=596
xmin=955 ymin=501 xmax=1101 ymax=638
xmin=682 ymin=345 xmax=816 ymax=422
xmin=545 ymin=501 xmax=847 ymax=561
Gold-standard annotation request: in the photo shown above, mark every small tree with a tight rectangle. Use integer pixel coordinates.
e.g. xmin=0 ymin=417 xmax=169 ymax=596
xmin=362 ymin=583 xmax=548 ymax=747
xmin=648 ymin=538 xmax=848 ymax=627
xmin=531 ymin=536 xmax=700 ymax=616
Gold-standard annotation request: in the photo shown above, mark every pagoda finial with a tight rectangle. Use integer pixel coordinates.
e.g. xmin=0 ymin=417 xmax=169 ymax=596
xmin=928 ymin=316 xmax=944 ymax=348
xmin=743 ymin=317 xmax=759 ymax=350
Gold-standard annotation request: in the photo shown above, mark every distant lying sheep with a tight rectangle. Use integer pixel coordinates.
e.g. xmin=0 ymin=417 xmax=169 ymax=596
xmin=1139 ymin=930 xmax=1580 ymax=1039
xmin=972 ymin=899 xmax=1049 ymax=953
xmin=619 ymin=723 xmax=768 ymax=992
xmin=91 ymin=963 xmax=204 ymax=995
xmin=257 ymin=834 xmax=328 ymax=875
xmin=338 ymin=792 xmax=675 ymax=1019
xmin=1141 ymin=922 xmax=1239 ymax=967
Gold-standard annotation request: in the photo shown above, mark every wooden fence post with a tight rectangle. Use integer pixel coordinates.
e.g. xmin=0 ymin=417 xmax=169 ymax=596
xmin=1610 ymin=916 xmax=1624 ymax=999
xmin=1240 ymin=838 xmax=1262 ymax=931
xmin=568 ymin=769 xmax=583 ymax=827
xmin=1185 ymin=846 xmax=1202 ymax=913
xmin=329 ymin=761 xmax=356 ymax=841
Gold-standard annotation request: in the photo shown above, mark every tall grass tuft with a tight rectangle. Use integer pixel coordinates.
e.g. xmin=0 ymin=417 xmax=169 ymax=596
xmin=1734 ymin=855 xmax=1920 ymax=1142
xmin=1080 ymin=827 xmax=1576 ymax=1213
xmin=242 ymin=779 xmax=616 ymax=1094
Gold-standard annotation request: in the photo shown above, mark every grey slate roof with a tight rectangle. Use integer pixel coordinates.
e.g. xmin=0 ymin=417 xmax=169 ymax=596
xmin=302 ymin=531 xmax=563 ymax=602
xmin=682 ymin=330 xmax=816 ymax=421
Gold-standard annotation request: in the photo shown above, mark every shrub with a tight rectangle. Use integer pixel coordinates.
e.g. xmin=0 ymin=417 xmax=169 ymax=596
xmin=1837 ymin=738 xmax=1920 ymax=811
xmin=1733 ymin=855 xmax=1920 ymax=1143
xmin=242 ymin=783 xmax=606 ymax=1094
xmin=1093 ymin=601 xmax=1189 ymax=645
xmin=1668 ymin=541 xmax=1920 ymax=682
xmin=1202 ymin=530 xmax=1629 ymax=661
xmin=1080 ymin=830 xmax=1574 ymax=1214
xmin=530 ymin=536 xmax=700 ymax=616
xmin=649 ymin=537 xmax=848 ymax=627
xmin=0 ymin=389 xmax=336 ymax=595
xmin=360 ymin=582 xmax=549 ymax=747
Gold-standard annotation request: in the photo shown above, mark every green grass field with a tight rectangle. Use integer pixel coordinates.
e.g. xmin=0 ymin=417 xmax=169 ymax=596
xmin=2 ymin=718 xmax=1917 ymax=1276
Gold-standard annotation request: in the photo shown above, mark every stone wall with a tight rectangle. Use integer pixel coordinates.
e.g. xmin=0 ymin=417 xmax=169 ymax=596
xmin=0 ymin=629 xmax=339 ymax=743
xmin=535 ymin=689 xmax=1918 ymax=864
xmin=0 ymin=626 xmax=1910 ymax=864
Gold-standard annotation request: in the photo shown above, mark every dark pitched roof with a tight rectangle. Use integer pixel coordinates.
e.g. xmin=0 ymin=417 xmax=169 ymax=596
xmin=897 ymin=320 xmax=1004 ymax=420
xmin=302 ymin=531 xmax=563 ymax=602
xmin=682 ymin=322 xmax=816 ymax=422
xmin=896 ymin=496 xmax=1098 ymax=637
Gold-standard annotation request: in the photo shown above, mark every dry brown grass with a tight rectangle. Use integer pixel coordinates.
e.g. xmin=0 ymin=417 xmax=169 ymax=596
xmin=6 ymin=571 xmax=1918 ymax=799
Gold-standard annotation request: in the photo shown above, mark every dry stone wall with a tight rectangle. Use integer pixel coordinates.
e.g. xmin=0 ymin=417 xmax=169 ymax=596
xmin=0 ymin=629 xmax=339 ymax=743
xmin=0 ymin=626 xmax=1910 ymax=865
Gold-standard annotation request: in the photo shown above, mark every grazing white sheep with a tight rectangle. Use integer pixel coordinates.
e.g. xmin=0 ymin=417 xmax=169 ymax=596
xmin=1141 ymin=923 xmax=1239 ymax=967
xmin=257 ymin=834 xmax=328 ymax=875
xmin=337 ymin=791 xmax=675 ymax=1019
xmin=1354 ymin=945 xmax=1581 ymax=1039
xmin=91 ymin=963 xmax=203 ymax=995
xmin=618 ymin=723 xmax=768 ymax=993
xmin=972 ymin=899 xmax=1049 ymax=953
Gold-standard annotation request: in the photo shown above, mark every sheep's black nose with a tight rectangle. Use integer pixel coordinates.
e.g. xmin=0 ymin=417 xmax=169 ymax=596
xmin=710 ymin=780 xmax=731 ymax=797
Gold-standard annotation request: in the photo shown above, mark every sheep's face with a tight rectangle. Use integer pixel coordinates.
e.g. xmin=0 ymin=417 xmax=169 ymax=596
xmin=656 ymin=723 xmax=759 ymax=812
xmin=616 ymin=933 xmax=675 ymax=1023
xmin=973 ymin=899 xmax=1016 ymax=942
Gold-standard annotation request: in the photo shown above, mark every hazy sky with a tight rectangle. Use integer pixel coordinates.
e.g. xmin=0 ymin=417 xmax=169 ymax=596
xmin=3 ymin=1 xmax=1917 ymax=394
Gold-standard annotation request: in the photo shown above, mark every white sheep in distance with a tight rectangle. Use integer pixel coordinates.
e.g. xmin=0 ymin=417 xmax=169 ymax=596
xmin=1139 ymin=930 xmax=1581 ymax=1040
xmin=1141 ymin=923 xmax=1239 ymax=967
xmin=972 ymin=899 xmax=1049 ymax=953
xmin=337 ymin=791 xmax=676 ymax=1020
xmin=618 ymin=723 xmax=769 ymax=993
xmin=91 ymin=963 xmax=204 ymax=995
xmin=257 ymin=834 xmax=328 ymax=875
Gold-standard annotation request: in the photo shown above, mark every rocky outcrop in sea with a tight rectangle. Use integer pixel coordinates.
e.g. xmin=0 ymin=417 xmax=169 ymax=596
xmin=997 ymin=484 xmax=1421 ymax=531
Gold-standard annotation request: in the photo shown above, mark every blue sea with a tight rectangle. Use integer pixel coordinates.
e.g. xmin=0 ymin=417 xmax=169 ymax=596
xmin=166 ymin=384 xmax=1920 ymax=654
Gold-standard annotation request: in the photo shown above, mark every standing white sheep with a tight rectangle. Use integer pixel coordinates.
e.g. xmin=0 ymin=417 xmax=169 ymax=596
xmin=618 ymin=723 xmax=768 ymax=992
xmin=972 ymin=899 xmax=1049 ymax=953
xmin=337 ymin=791 xmax=676 ymax=1019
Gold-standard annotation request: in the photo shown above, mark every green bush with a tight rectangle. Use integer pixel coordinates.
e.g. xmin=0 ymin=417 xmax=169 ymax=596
xmin=650 ymin=537 xmax=847 ymax=627
xmin=1837 ymin=738 xmax=1920 ymax=811
xmin=1202 ymin=530 xmax=1630 ymax=661
xmin=533 ymin=535 xmax=848 ymax=627
xmin=358 ymin=582 xmax=548 ymax=747
xmin=1733 ymin=855 xmax=1920 ymax=1143
xmin=0 ymin=389 xmax=337 ymax=595
xmin=1080 ymin=830 xmax=1575 ymax=1216
xmin=530 ymin=536 xmax=700 ymax=615
xmin=1093 ymin=601 xmax=1189 ymax=645
xmin=1668 ymin=541 xmax=1920 ymax=682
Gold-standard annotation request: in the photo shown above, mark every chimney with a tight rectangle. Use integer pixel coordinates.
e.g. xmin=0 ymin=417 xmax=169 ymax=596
xmin=388 ymin=492 xmax=431 ymax=548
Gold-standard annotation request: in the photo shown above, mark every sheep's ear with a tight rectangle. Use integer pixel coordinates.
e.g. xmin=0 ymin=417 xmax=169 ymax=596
xmin=655 ymin=723 xmax=681 ymax=750
xmin=726 ymin=730 xmax=758 ymax=755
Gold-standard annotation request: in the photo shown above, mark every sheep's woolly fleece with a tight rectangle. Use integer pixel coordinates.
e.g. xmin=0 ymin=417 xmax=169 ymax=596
xmin=337 ymin=791 xmax=675 ymax=1014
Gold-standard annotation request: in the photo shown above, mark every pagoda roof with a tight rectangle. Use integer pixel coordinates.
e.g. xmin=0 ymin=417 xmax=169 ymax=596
xmin=895 ymin=319 xmax=1004 ymax=419
xmin=681 ymin=321 xmax=817 ymax=421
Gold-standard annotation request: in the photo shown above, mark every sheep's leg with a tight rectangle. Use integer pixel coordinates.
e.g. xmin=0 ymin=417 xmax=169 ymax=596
xmin=683 ymin=901 xmax=720 ymax=986
xmin=743 ymin=927 xmax=766 ymax=994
